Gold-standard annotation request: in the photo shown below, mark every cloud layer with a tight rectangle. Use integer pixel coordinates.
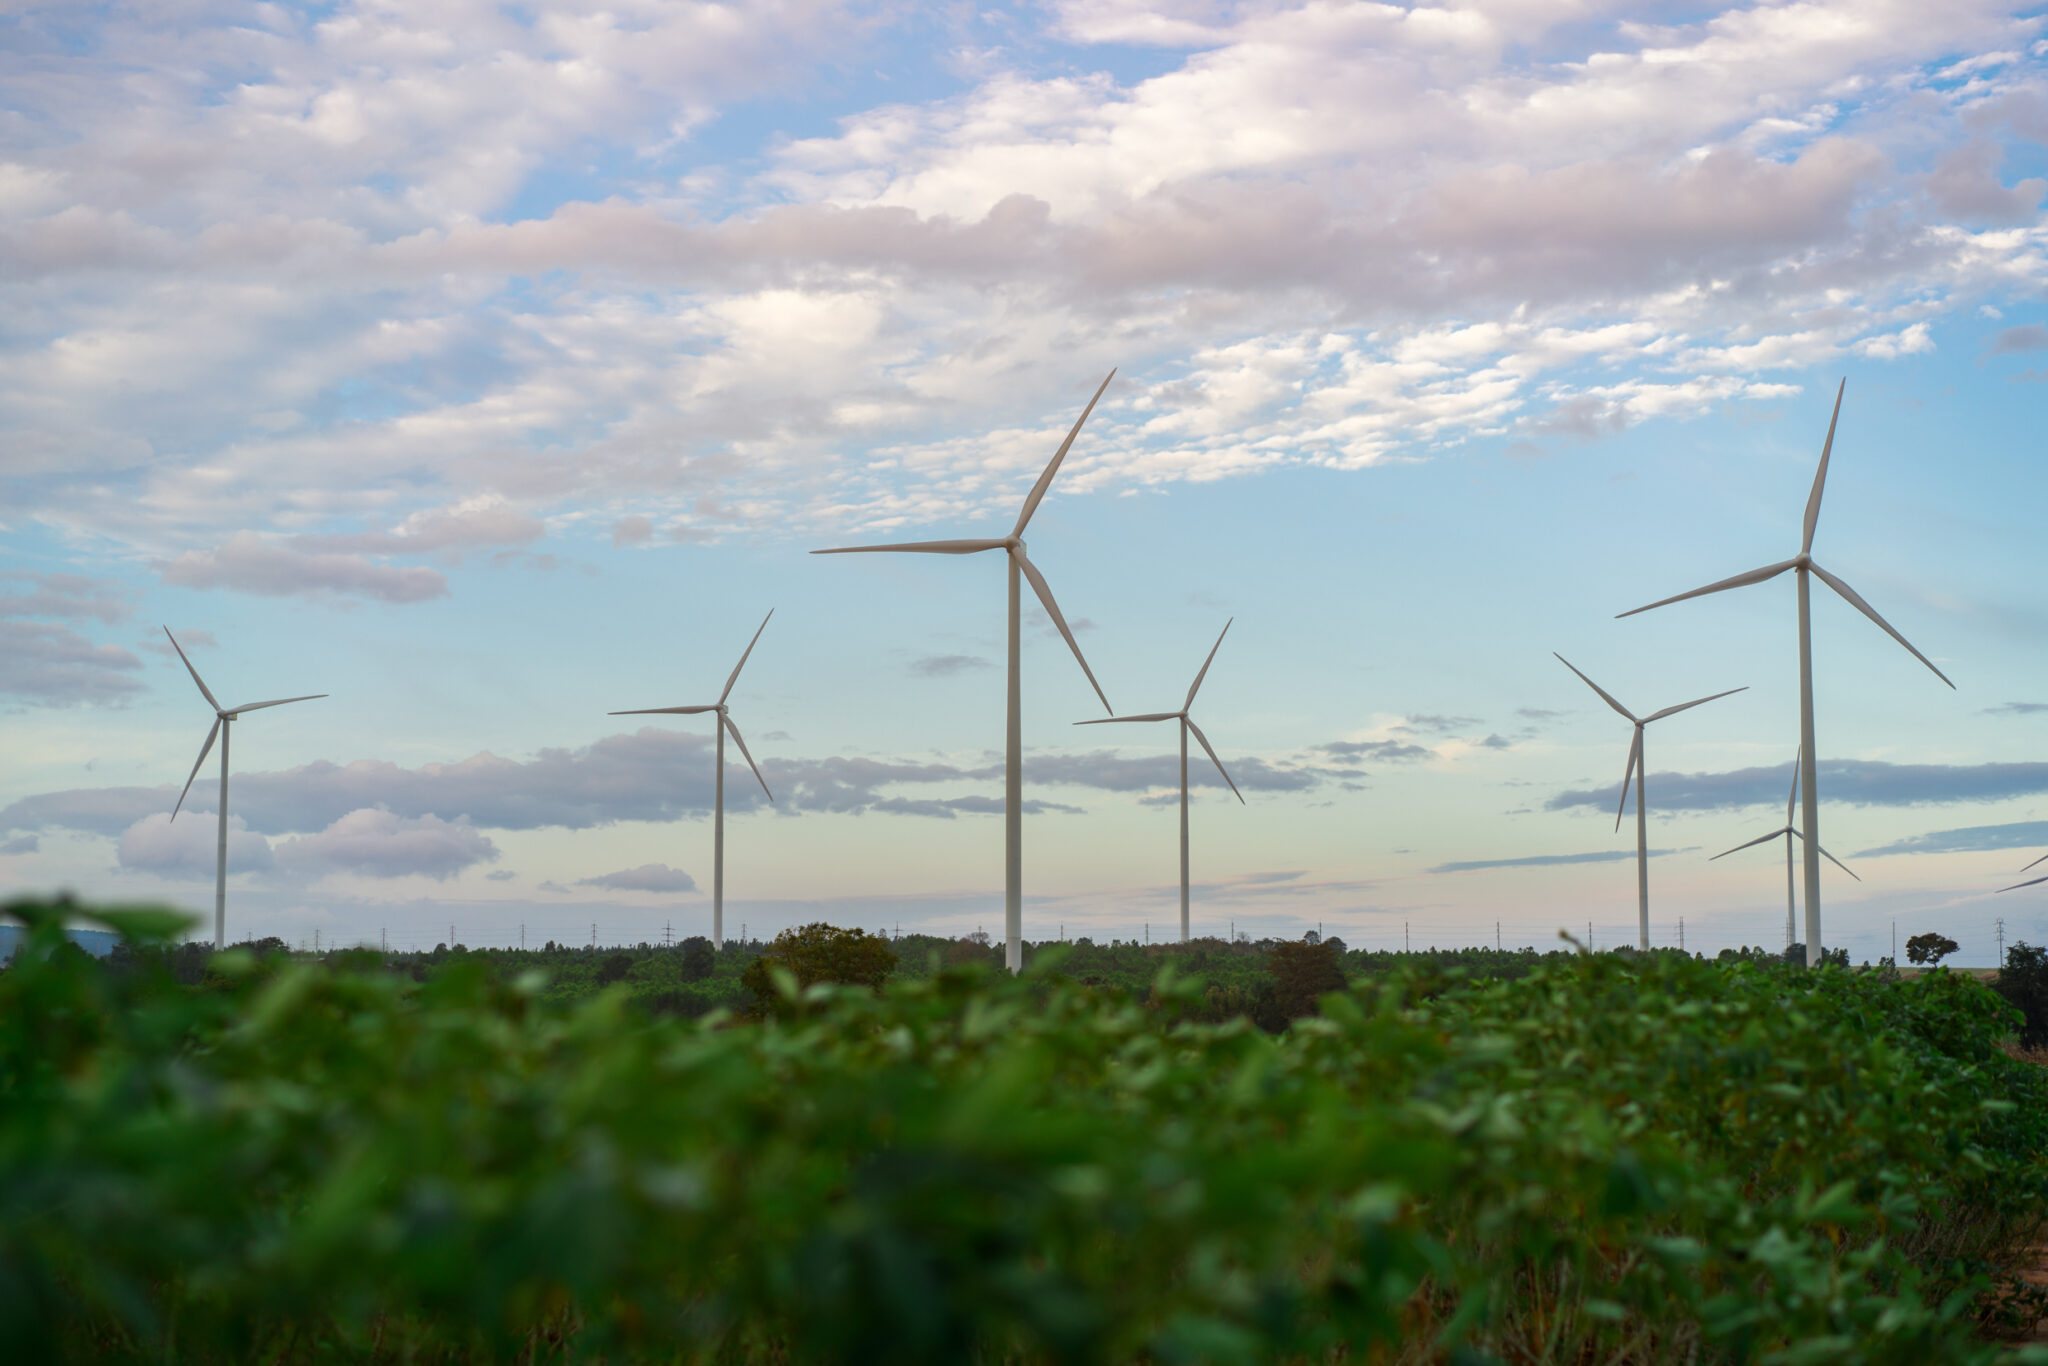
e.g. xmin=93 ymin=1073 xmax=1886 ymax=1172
xmin=5 ymin=1 xmax=2046 ymax=589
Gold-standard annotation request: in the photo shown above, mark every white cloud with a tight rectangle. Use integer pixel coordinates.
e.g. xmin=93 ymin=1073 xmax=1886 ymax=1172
xmin=118 ymin=812 xmax=273 ymax=879
xmin=2 ymin=0 xmax=2046 ymax=563
xmin=0 ymin=621 xmax=145 ymax=706
xmin=275 ymin=809 xmax=498 ymax=880
xmin=577 ymin=863 xmax=697 ymax=893
xmin=158 ymin=532 xmax=448 ymax=604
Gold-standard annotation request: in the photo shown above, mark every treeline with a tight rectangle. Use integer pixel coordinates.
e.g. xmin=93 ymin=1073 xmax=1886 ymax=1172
xmin=99 ymin=926 xmax=1594 ymax=1029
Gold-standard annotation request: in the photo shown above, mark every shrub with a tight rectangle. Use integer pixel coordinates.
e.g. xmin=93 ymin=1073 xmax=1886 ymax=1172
xmin=6 ymin=898 xmax=2048 ymax=1363
xmin=739 ymin=921 xmax=896 ymax=1013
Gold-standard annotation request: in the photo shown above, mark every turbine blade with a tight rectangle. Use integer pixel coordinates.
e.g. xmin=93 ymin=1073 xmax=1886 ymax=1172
xmin=1999 ymin=875 xmax=2048 ymax=894
xmin=1553 ymin=653 xmax=1637 ymax=722
xmin=1185 ymin=716 xmax=1243 ymax=805
xmin=720 ymin=609 xmax=774 ymax=704
xmin=2021 ymin=850 xmax=2048 ymax=873
xmin=811 ymin=538 xmax=1006 ymax=555
xmin=1615 ymin=729 xmax=1642 ymax=833
xmin=1787 ymin=747 xmax=1801 ymax=824
xmin=1710 ymin=827 xmax=1794 ymax=860
xmin=1013 ymin=369 xmax=1116 ymax=538
xmin=163 ymin=627 xmax=222 ymax=711
xmin=172 ymin=718 xmax=221 ymax=821
xmin=1808 ymin=562 xmax=1955 ymax=689
xmin=722 ymin=714 xmax=772 ymax=801
xmin=610 ymin=704 xmax=720 ymax=715
xmin=1016 ymin=550 xmax=1111 ymax=714
xmin=1643 ymin=685 xmax=1747 ymax=724
xmin=1815 ymin=843 xmax=1861 ymax=882
xmin=1615 ymin=559 xmax=1799 ymax=618
xmin=227 ymin=694 xmax=327 ymax=714
xmin=1184 ymin=618 xmax=1233 ymax=709
xmin=1802 ymin=378 xmax=1846 ymax=557
xmin=1075 ymin=712 xmax=1181 ymax=725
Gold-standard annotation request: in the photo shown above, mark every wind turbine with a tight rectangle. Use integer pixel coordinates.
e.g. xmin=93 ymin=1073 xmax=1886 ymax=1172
xmin=1074 ymin=619 xmax=1243 ymax=943
xmin=610 ymin=611 xmax=775 ymax=951
xmin=814 ymin=372 xmax=1117 ymax=973
xmin=1997 ymin=850 xmax=2048 ymax=895
xmin=1708 ymin=748 xmax=1859 ymax=950
xmin=1618 ymin=380 xmax=1953 ymax=967
xmin=1554 ymin=653 xmax=1745 ymax=950
xmin=163 ymin=628 xmax=326 ymax=950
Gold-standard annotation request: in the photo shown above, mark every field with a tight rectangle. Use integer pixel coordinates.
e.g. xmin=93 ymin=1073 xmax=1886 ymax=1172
xmin=8 ymin=900 xmax=2048 ymax=1364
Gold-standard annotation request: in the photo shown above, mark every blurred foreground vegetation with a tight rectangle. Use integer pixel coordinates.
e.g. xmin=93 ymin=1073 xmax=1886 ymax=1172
xmin=7 ymin=898 xmax=2048 ymax=1364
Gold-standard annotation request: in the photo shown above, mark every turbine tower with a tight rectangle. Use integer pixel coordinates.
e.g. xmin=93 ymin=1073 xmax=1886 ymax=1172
xmin=1074 ymin=619 xmax=1243 ymax=942
xmin=610 ymin=611 xmax=775 ymax=951
xmin=1708 ymin=748 xmax=1859 ymax=950
xmin=814 ymin=372 xmax=1117 ymax=973
xmin=164 ymin=628 xmax=327 ymax=950
xmin=1554 ymin=653 xmax=1744 ymax=950
xmin=1618 ymin=381 xmax=1952 ymax=967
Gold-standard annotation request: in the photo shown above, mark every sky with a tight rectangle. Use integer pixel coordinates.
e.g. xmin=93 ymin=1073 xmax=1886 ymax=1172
xmin=3 ymin=0 xmax=2047 ymax=963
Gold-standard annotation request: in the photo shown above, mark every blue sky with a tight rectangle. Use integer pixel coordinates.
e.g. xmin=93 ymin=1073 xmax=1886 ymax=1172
xmin=4 ymin=0 xmax=2047 ymax=962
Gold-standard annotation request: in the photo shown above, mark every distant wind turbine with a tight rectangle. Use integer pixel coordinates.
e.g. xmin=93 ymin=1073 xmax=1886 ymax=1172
xmin=1708 ymin=748 xmax=1859 ymax=950
xmin=814 ymin=372 xmax=1117 ymax=973
xmin=610 ymin=610 xmax=775 ymax=951
xmin=1554 ymin=653 xmax=1744 ymax=950
xmin=164 ymin=628 xmax=327 ymax=950
xmin=1618 ymin=381 xmax=1952 ymax=967
xmin=1075 ymin=619 xmax=1243 ymax=943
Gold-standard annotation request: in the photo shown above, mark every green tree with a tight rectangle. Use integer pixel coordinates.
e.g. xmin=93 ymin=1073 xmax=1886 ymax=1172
xmin=1268 ymin=938 xmax=1346 ymax=1022
xmin=1996 ymin=941 xmax=2048 ymax=1048
xmin=595 ymin=951 xmax=634 ymax=986
xmin=741 ymin=923 xmax=897 ymax=1013
xmin=1907 ymin=932 xmax=1959 ymax=966
xmin=678 ymin=936 xmax=715 ymax=982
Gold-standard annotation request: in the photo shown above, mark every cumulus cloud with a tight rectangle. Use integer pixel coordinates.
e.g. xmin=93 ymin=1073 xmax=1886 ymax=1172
xmin=1989 ymin=324 xmax=2048 ymax=353
xmin=577 ymin=863 xmax=698 ymax=893
xmin=0 ymin=621 xmax=145 ymax=706
xmin=118 ymin=812 xmax=273 ymax=879
xmin=5 ymin=0 xmax=2046 ymax=559
xmin=274 ymin=809 xmax=498 ymax=880
xmin=0 ymin=572 xmax=134 ymax=624
xmin=159 ymin=533 xmax=448 ymax=605
xmin=1548 ymin=759 xmax=2048 ymax=814
xmin=0 ymin=834 xmax=39 ymax=855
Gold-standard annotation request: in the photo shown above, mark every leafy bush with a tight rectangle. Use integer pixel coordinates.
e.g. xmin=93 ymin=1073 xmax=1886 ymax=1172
xmin=739 ymin=921 xmax=897 ymax=1015
xmin=5 ymin=899 xmax=2048 ymax=1364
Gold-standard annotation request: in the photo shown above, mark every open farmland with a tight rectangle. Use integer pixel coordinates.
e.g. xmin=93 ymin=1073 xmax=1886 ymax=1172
xmin=8 ymin=900 xmax=2048 ymax=1363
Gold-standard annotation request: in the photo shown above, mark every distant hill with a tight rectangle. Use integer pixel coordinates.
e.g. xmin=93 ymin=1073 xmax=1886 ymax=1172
xmin=0 ymin=925 xmax=121 ymax=960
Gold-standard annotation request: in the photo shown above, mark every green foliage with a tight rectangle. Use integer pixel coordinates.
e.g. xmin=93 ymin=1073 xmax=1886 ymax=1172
xmin=6 ymin=898 xmax=2048 ymax=1364
xmin=739 ymin=922 xmax=898 ymax=1015
xmin=1910 ymin=932 xmax=1962 ymax=966
xmin=1267 ymin=938 xmax=1346 ymax=1021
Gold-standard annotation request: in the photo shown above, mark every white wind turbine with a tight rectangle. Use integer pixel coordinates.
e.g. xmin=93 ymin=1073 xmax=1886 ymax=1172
xmin=610 ymin=611 xmax=775 ymax=951
xmin=1997 ymin=851 xmax=2048 ymax=896
xmin=814 ymin=372 xmax=1117 ymax=973
xmin=1618 ymin=381 xmax=1953 ymax=967
xmin=1708 ymin=748 xmax=1859 ymax=949
xmin=1074 ymin=619 xmax=1243 ymax=943
xmin=164 ymin=628 xmax=327 ymax=950
xmin=1554 ymin=653 xmax=1745 ymax=950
